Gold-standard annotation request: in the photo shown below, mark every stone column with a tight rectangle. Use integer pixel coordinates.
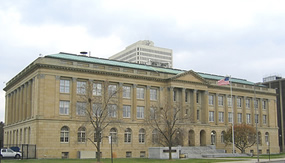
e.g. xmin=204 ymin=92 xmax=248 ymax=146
xmin=71 ymin=78 xmax=77 ymax=118
xmin=146 ymin=85 xmax=151 ymax=118
xmin=192 ymin=90 xmax=197 ymax=123
xmin=118 ymin=82 xmax=123 ymax=120
xmin=23 ymin=83 xmax=27 ymax=120
xmin=132 ymin=84 xmax=137 ymax=121
xmin=242 ymin=96 xmax=246 ymax=124
xmin=201 ymin=91 xmax=209 ymax=124
xmin=214 ymin=93 xmax=219 ymax=125
xmin=181 ymin=88 xmax=186 ymax=120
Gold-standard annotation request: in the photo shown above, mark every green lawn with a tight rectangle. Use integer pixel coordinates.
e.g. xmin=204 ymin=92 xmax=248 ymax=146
xmin=0 ymin=158 xmax=236 ymax=163
xmin=1 ymin=153 xmax=285 ymax=163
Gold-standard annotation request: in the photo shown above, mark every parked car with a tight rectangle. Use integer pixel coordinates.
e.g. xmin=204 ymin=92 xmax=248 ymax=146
xmin=0 ymin=148 xmax=21 ymax=159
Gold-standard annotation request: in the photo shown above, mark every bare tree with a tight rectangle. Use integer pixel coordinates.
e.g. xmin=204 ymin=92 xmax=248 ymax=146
xmin=145 ymin=101 xmax=188 ymax=160
xmin=77 ymin=80 xmax=121 ymax=162
xmin=224 ymin=123 xmax=256 ymax=153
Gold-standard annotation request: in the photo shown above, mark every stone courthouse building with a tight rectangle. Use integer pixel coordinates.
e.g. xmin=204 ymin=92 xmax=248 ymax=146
xmin=3 ymin=52 xmax=279 ymax=158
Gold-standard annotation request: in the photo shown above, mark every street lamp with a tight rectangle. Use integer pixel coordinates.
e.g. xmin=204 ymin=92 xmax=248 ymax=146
xmin=267 ymin=142 xmax=270 ymax=161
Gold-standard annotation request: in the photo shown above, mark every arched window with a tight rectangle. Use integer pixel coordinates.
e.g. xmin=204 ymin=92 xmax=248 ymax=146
xmin=60 ymin=126 xmax=69 ymax=143
xmin=265 ymin=132 xmax=269 ymax=143
xmin=124 ymin=128 xmax=132 ymax=143
xmin=211 ymin=130 xmax=216 ymax=145
xmin=110 ymin=128 xmax=117 ymax=143
xmin=152 ymin=129 xmax=159 ymax=144
xmin=221 ymin=131 xmax=225 ymax=143
xmin=78 ymin=127 xmax=86 ymax=143
xmin=139 ymin=128 xmax=145 ymax=143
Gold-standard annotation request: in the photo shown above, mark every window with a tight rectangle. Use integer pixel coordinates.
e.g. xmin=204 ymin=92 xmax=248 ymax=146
xmin=108 ymin=85 xmax=117 ymax=96
xmin=77 ymin=81 xmax=86 ymax=94
xmin=263 ymin=115 xmax=267 ymax=124
xmin=218 ymin=112 xmax=224 ymax=122
xmin=123 ymin=86 xmax=131 ymax=98
xmin=218 ymin=96 xmax=223 ymax=106
xmin=150 ymin=88 xmax=157 ymax=100
xmin=124 ymin=128 xmax=132 ymax=143
xmin=246 ymin=113 xmax=251 ymax=124
xmin=237 ymin=98 xmax=242 ymax=108
xmin=59 ymin=101 xmax=70 ymax=115
xmin=258 ymin=132 xmax=262 ymax=145
xmin=185 ymin=91 xmax=188 ymax=102
xmin=209 ymin=95 xmax=214 ymax=105
xmin=139 ymin=128 xmax=145 ymax=143
xmin=262 ymin=100 xmax=267 ymax=110
xmin=255 ymin=114 xmax=259 ymax=123
xmin=94 ymin=130 xmax=101 ymax=142
xmin=137 ymin=87 xmax=145 ymax=99
xmin=254 ymin=99 xmax=259 ymax=108
xmin=60 ymin=126 xmax=69 ymax=143
xmin=209 ymin=111 xmax=214 ymax=122
xmin=228 ymin=112 xmax=233 ymax=123
xmin=77 ymin=127 xmax=86 ymax=143
xmin=227 ymin=97 xmax=232 ymax=107
xmin=126 ymin=151 xmax=132 ymax=158
xmin=197 ymin=110 xmax=200 ymax=121
xmin=238 ymin=113 xmax=242 ymax=123
xmin=123 ymin=105 xmax=131 ymax=118
xmin=173 ymin=90 xmax=177 ymax=101
xmin=265 ymin=132 xmax=269 ymax=143
xmin=93 ymin=103 xmax=102 ymax=117
xmin=150 ymin=107 xmax=156 ymax=119
xmin=110 ymin=128 xmax=117 ymax=143
xmin=152 ymin=129 xmax=159 ymax=144
xmin=93 ymin=83 xmax=102 ymax=96
xmin=196 ymin=92 xmax=199 ymax=103
xmin=137 ymin=106 xmax=144 ymax=119
xmin=76 ymin=102 xmax=86 ymax=116
xmin=108 ymin=104 xmax=117 ymax=117
xmin=60 ymin=79 xmax=70 ymax=93
xmin=140 ymin=151 xmax=146 ymax=158
xmin=246 ymin=99 xmax=250 ymax=108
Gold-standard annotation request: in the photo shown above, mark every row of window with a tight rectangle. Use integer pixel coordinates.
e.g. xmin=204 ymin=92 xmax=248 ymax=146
xmin=60 ymin=80 xmax=158 ymax=101
xmin=208 ymin=95 xmax=267 ymax=109
xmin=209 ymin=111 xmax=267 ymax=124
xmin=60 ymin=101 xmax=149 ymax=119
xmin=60 ymin=126 xmax=147 ymax=144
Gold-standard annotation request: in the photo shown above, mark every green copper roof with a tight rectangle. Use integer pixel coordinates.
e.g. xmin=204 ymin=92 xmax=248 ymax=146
xmin=46 ymin=52 xmax=255 ymax=85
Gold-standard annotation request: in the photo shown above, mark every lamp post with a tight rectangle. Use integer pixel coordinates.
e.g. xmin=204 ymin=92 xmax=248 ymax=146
xmin=267 ymin=141 xmax=270 ymax=161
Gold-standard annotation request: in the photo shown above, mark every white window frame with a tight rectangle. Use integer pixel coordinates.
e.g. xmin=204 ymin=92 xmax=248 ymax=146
xmin=77 ymin=81 xmax=86 ymax=94
xmin=123 ymin=86 xmax=131 ymax=98
xmin=150 ymin=88 xmax=157 ymax=101
xmin=139 ymin=128 xmax=145 ymax=143
xmin=76 ymin=102 xmax=86 ymax=116
xmin=228 ymin=112 xmax=233 ymax=123
xmin=124 ymin=128 xmax=132 ymax=143
xmin=238 ymin=113 xmax=242 ymax=123
xmin=123 ymin=105 xmax=131 ymax=118
xmin=59 ymin=101 xmax=70 ymax=115
xmin=237 ymin=98 xmax=242 ymax=108
xmin=60 ymin=126 xmax=69 ymax=143
xmin=137 ymin=87 xmax=145 ymax=99
xmin=60 ymin=79 xmax=70 ymax=93
xmin=108 ymin=104 xmax=117 ymax=117
xmin=77 ymin=127 xmax=86 ymax=143
xmin=93 ymin=83 xmax=102 ymax=96
xmin=93 ymin=103 xmax=102 ymax=117
xmin=263 ymin=115 xmax=267 ymax=124
xmin=137 ymin=106 xmax=144 ymax=119
xmin=218 ymin=96 xmax=223 ymax=106
xmin=246 ymin=113 xmax=251 ymax=124
xmin=209 ymin=95 xmax=214 ymax=105
xmin=209 ymin=111 xmax=214 ymax=122
xmin=108 ymin=85 xmax=117 ymax=97
xmin=218 ymin=112 xmax=224 ymax=122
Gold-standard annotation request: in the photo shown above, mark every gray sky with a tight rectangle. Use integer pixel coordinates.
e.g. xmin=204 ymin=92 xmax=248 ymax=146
xmin=1 ymin=0 xmax=285 ymax=122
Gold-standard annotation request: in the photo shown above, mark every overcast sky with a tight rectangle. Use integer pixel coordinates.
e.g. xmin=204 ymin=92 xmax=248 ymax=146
xmin=1 ymin=0 xmax=285 ymax=122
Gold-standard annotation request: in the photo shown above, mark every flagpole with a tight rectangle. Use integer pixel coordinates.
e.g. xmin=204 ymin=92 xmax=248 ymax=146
xmin=230 ymin=76 xmax=235 ymax=154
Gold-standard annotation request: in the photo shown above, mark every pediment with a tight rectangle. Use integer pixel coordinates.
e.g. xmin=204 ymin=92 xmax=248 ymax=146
xmin=169 ymin=70 xmax=207 ymax=84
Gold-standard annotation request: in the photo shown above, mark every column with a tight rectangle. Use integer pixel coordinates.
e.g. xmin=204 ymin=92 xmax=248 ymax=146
xmin=225 ymin=95 xmax=229 ymax=125
xmin=22 ymin=83 xmax=27 ymax=120
xmin=233 ymin=96 xmax=237 ymax=124
xmin=214 ymin=93 xmax=219 ymax=125
xmin=201 ymin=91 xmax=209 ymax=124
xmin=259 ymin=99 xmax=262 ymax=127
xmin=15 ymin=88 xmax=20 ymax=123
xmin=132 ymin=84 xmax=137 ymax=121
xmin=181 ymin=88 xmax=186 ymax=120
xmin=192 ymin=89 xmax=197 ymax=123
xmin=146 ymin=85 xmax=151 ymax=118
xmin=19 ymin=86 xmax=24 ymax=121
xmin=118 ymin=82 xmax=123 ymax=120
xmin=242 ymin=96 xmax=246 ymax=124
xmin=71 ymin=78 xmax=77 ymax=118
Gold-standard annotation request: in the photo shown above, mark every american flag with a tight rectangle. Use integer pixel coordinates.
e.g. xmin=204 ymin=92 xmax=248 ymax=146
xmin=218 ymin=77 xmax=230 ymax=85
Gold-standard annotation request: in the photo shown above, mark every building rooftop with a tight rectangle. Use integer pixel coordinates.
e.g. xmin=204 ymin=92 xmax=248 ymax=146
xmin=46 ymin=52 xmax=255 ymax=86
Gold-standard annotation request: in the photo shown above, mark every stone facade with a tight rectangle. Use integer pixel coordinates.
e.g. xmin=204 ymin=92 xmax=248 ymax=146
xmin=3 ymin=52 xmax=279 ymax=159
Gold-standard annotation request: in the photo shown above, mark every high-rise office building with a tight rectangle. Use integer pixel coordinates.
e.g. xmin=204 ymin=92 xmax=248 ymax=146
xmin=109 ymin=40 xmax=173 ymax=68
